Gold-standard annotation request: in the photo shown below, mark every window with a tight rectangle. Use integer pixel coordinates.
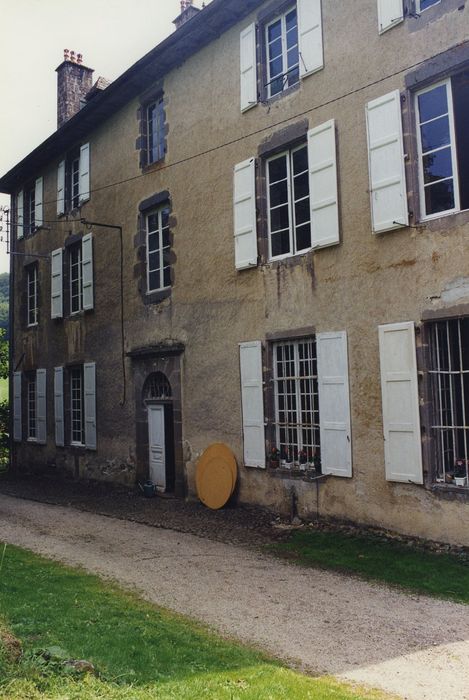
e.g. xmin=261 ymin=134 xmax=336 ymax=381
xmin=415 ymin=73 xmax=469 ymax=219
xmin=57 ymin=143 xmax=90 ymax=216
xmin=27 ymin=265 xmax=38 ymax=326
xmin=417 ymin=0 xmax=441 ymax=11
xmin=27 ymin=374 xmax=37 ymax=441
xmin=26 ymin=186 xmax=35 ymax=236
xmin=147 ymin=99 xmax=165 ymax=165
xmin=70 ymin=366 xmax=84 ymax=445
xmin=69 ymin=155 xmax=80 ymax=210
xmin=266 ymin=6 xmax=299 ymax=98
xmin=146 ymin=207 xmax=171 ymax=292
xmin=267 ymin=143 xmax=310 ymax=259
xmin=70 ymin=244 xmax=83 ymax=314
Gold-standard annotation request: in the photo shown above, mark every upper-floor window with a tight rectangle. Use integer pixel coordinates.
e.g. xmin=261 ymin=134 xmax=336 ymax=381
xmin=57 ymin=143 xmax=90 ymax=216
xmin=147 ymin=99 xmax=165 ymax=165
xmin=146 ymin=207 xmax=171 ymax=293
xmin=417 ymin=0 xmax=441 ymax=11
xmin=266 ymin=6 xmax=299 ymax=98
xmin=16 ymin=178 xmax=43 ymax=240
xmin=70 ymin=243 xmax=83 ymax=314
xmin=27 ymin=264 xmax=38 ymax=326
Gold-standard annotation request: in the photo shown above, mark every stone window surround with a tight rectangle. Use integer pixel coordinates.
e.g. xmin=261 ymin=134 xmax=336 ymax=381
xmin=136 ymin=80 xmax=168 ymax=172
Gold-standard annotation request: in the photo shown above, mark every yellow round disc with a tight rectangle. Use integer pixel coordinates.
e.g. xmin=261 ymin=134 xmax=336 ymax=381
xmin=196 ymin=444 xmax=238 ymax=509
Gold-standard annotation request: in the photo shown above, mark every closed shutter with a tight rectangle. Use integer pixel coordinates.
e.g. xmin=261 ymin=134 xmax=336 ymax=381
xmin=239 ymin=341 xmax=265 ymax=468
xmin=308 ymin=120 xmax=339 ymax=249
xmin=36 ymin=369 xmax=47 ymax=445
xmin=79 ymin=143 xmax=90 ymax=204
xmin=240 ymin=23 xmax=257 ymax=112
xmin=57 ymin=160 xmax=65 ymax=216
xmin=366 ymin=90 xmax=408 ymax=233
xmin=54 ymin=367 xmax=64 ymax=447
xmin=35 ymin=177 xmax=43 ymax=229
xmin=84 ymin=362 xmax=97 ymax=450
xmin=377 ymin=0 xmax=404 ymax=34
xmin=298 ymin=0 xmax=324 ymax=78
xmin=81 ymin=232 xmax=94 ymax=311
xmin=17 ymin=190 xmax=24 ymax=240
xmin=317 ymin=332 xmax=352 ymax=477
xmin=51 ymin=248 xmax=63 ymax=319
xmin=234 ymin=158 xmax=258 ymax=270
xmin=13 ymin=371 xmax=22 ymax=442
xmin=378 ymin=321 xmax=423 ymax=483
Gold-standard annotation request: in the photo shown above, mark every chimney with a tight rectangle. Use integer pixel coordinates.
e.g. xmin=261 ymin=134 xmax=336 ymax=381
xmin=56 ymin=50 xmax=94 ymax=128
xmin=173 ymin=0 xmax=201 ymax=30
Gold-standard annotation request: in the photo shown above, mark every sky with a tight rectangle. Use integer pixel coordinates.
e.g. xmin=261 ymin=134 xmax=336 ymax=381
xmin=0 ymin=0 xmax=200 ymax=274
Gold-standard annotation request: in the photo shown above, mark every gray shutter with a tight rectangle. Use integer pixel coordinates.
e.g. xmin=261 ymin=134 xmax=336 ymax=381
xmin=54 ymin=367 xmax=64 ymax=447
xmin=317 ymin=331 xmax=352 ymax=477
xmin=17 ymin=190 xmax=24 ymax=240
xmin=81 ymin=232 xmax=94 ymax=310
xmin=57 ymin=160 xmax=65 ymax=216
xmin=366 ymin=90 xmax=409 ymax=233
xmin=36 ymin=369 xmax=47 ymax=445
xmin=35 ymin=177 xmax=43 ymax=229
xmin=13 ymin=372 xmax=22 ymax=442
xmin=234 ymin=158 xmax=258 ymax=270
xmin=51 ymin=248 xmax=63 ymax=319
xmin=240 ymin=23 xmax=257 ymax=112
xmin=298 ymin=0 xmax=324 ymax=78
xmin=79 ymin=143 xmax=90 ymax=204
xmin=239 ymin=341 xmax=265 ymax=468
xmin=84 ymin=362 xmax=97 ymax=450
xmin=377 ymin=0 xmax=404 ymax=33
xmin=308 ymin=119 xmax=340 ymax=249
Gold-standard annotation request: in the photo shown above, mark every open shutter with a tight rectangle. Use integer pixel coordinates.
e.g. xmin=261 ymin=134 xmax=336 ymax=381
xmin=84 ymin=362 xmax=97 ymax=450
xmin=79 ymin=142 xmax=90 ymax=204
xmin=234 ymin=158 xmax=258 ymax=270
xmin=240 ymin=23 xmax=257 ymax=112
xmin=308 ymin=120 xmax=339 ymax=249
xmin=239 ymin=341 xmax=265 ymax=468
xmin=35 ymin=177 xmax=43 ymax=229
xmin=82 ymin=232 xmax=94 ymax=311
xmin=51 ymin=248 xmax=63 ymax=319
xmin=317 ymin=332 xmax=352 ymax=477
xmin=17 ymin=190 xmax=24 ymax=240
xmin=54 ymin=367 xmax=64 ymax=447
xmin=366 ymin=90 xmax=408 ymax=233
xmin=377 ymin=0 xmax=404 ymax=34
xmin=57 ymin=160 xmax=65 ymax=216
xmin=36 ymin=369 xmax=47 ymax=445
xmin=298 ymin=0 xmax=324 ymax=78
xmin=13 ymin=372 xmax=22 ymax=442
xmin=378 ymin=321 xmax=423 ymax=483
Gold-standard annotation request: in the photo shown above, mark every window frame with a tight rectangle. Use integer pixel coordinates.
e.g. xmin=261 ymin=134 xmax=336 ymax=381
xmin=27 ymin=373 xmax=37 ymax=442
xmin=265 ymin=5 xmax=300 ymax=99
xmin=69 ymin=242 xmax=83 ymax=315
xmin=145 ymin=206 xmax=171 ymax=294
xmin=70 ymin=366 xmax=85 ymax=447
xmin=27 ymin=264 xmax=38 ymax=327
xmin=416 ymin=0 xmax=441 ymax=12
xmin=147 ymin=98 xmax=166 ymax=166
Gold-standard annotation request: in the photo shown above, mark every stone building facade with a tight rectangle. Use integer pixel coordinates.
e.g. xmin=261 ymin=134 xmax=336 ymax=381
xmin=2 ymin=0 xmax=469 ymax=546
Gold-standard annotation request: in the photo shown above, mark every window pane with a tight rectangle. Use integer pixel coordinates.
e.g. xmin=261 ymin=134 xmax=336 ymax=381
xmin=425 ymin=179 xmax=455 ymax=215
xmin=287 ymin=46 xmax=299 ymax=69
xmin=269 ymin=181 xmax=288 ymax=208
xmin=148 ymin=232 xmax=158 ymax=252
xmin=270 ymin=204 xmax=290 ymax=232
xmin=269 ymin=57 xmax=283 ymax=79
xmin=161 ymin=208 xmax=170 ymax=227
xmin=418 ymin=84 xmax=448 ymax=123
xmin=422 ymin=147 xmax=453 ymax=184
xmin=147 ymin=214 xmax=158 ymax=232
xmin=285 ymin=9 xmax=297 ymax=32
xmin=268 ymin=37 xmax=282 ymax=61
xmin=269 ymin=155 xmax=288 ymax=183
xmin=292 ymin=147 xmax=308 ymax=175
xmin=420 ymin=115 xmax=450 ymax=152
xmin=271 ymin=229 xmax=290 ymax=257
xmin=295 ymin=199 xmax=310 ymax=226
xmin=162 ymin=228 xmax=170 ymax=248
xmin=293 ymin=172 xmax=309 ymax=200
xmin=163 ymin=268 xmax=171 ymax=288
xmin=419 ymin=0 xmax=440 ymax=10
xmin=287 ymin=67 xmax=299 ymax=88
xmin=270 ymin=77 xmax=284 ymax=96
xmin=296 ymin=223 xmax=311 ymax=251
xmin=267 ymin=20 xmax=281 ymax=43
xmin=149 ymin=271 xmax=160 ymax=291
xmin=149 ymin=252 xmax=160 ymax=272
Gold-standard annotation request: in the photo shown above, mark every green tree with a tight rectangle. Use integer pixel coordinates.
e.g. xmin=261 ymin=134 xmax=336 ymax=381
xmin=0 ymin=328 xmax=9 ymax=467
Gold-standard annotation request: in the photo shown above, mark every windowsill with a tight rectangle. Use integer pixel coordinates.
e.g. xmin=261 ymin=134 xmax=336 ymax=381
xmin=261 ymin=81 xmax=300 ymax=107
xmin=70 ymin=442 xmax=85 ymax=450
xmin=142 ymin=159 xmax=166 ymax=175
xmin=27 ymin=323 xmax=38 ymax=329
xmin=143 ymin=287 xmax=171 ymax=306
xmin=268 ymin=465 xmax=324 ymax=481
xmin=27 ymin=438 xmax=37 ymax=443
xmin=431 ymin=482 xmax=469 ymax=502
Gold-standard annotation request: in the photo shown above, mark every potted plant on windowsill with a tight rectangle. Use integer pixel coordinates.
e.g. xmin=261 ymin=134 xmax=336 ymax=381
xmin=269 ymin=447 xmax=280 ymax=469
xmin=454 ymin=459 xmax=468 ymax=487
xmin=299 ymin=449 xmax=308 ymax=471
xmin=280 ymin=448 xmax=288 ymax=469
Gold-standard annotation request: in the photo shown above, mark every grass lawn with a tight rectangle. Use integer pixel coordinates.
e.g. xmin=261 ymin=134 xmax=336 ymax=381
xmin=0 ymin=377 xmax=7 ymax=402
xmin=0 ymin=544 xmax=393 ymax=700
xmin=270 ymin=528 xmax=469 ymax=604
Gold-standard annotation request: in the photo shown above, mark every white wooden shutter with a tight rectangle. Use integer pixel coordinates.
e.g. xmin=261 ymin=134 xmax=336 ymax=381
xmin=36 ymin=368 xmax=47 ymax=445
xmin=377 ymin=0 xmax=404 ymax=34
xmin=366 ymin=90 xmax=408 ymax=233
xmin=84 ymin=362 xmax=97 ymax=450
xmin=17 ymin=190 xmax=24 ymax=240
xmin=79 ymin=142 xmax=90 ymax=204
xmin=378 ymin=321 xmax=423 ymax=484
xmin=234 ymin=158 xmax=258 ymax=270
xmin=308 ymin=120 xmax=339 ymax=249
xmin=298 ymin=0 xmax=324 ymax=78
xmin=317 ymin=332 xmax=352 ymax=477
xmin=239 ymin=341 xmax=265 ymax=468
xmin=35 ymin=177 xmax=43 ymax=229
xmin=240 ymin=23 xmax=257 ymax=112
xmin=54 ymin=367 xmax=64 ymax=447
xmin=13 ymin=371 xmax=22 ymax=442
xmin=51 ymin=248 xmax=63 ymax=319
xmin=57 ymin=160 xmax=65 ymax=216
xmin=81 ymin=232 xmax=94 ymax=311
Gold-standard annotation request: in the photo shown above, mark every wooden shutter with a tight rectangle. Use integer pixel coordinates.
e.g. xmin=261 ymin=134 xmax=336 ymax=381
xmin=366 ymin=90 xmax=408 ymax=233
xmin=239 ymin=341 xmax=265 ymax=468
xmin=298 ymin=0 xmax=324 ymax=78
xmin=35 ymin=177 xmax=43 ymax=229
xmin=57 ymin=160 xmax=65 ymax=216
xmin=378 ymin=321 xmax=423 ymax=484
xmin=54 ymin=367 xmax=64 ymax=447
xmin=377 ymin=0 xmax=404 ymax=34
xmin=317 ymin=332 xmax=352 ymax=477
xmin=308 ymin=120 xmax=340 ymax=249
xmin=79 ymin=143 xmax=90 ymax=204
xmin=51 ymin=248 xmax=63 ymax=319
xmin=234 ymin=158 xmax=258 ymax=270
xmin=84 ymin=362 xmax=97 ymax=450
xmin=17 ymin=190 xmax=24 ymax=240
xmin=36 ymin=369 xmax=47 ymax=445
xmin=82 ymin=232 xmax=94 ymax=311
xmin=13 ymin=371 xmax=22 ymax=442
xmin=240 ymin=23 xmax=257 ymax=112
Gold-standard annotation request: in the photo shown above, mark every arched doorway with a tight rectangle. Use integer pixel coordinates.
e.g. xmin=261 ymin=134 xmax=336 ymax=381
xmin=143 ymin=372 xmax=175 ymax=493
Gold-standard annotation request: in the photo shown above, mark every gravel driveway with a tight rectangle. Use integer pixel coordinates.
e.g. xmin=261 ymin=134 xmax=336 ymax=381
xmin=1 ymin=493 xmax=468 ymax=700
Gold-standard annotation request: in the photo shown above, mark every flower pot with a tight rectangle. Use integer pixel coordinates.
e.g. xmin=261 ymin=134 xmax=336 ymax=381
xmin=455 ymin=477 xmax=467 ymax=487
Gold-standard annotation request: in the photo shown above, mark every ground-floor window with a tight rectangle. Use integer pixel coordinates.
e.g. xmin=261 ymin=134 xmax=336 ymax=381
xmin=70 ymin=366 xmax=84 ymax=445
xmin=27 ymin=374 xmax=36 ymax=440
